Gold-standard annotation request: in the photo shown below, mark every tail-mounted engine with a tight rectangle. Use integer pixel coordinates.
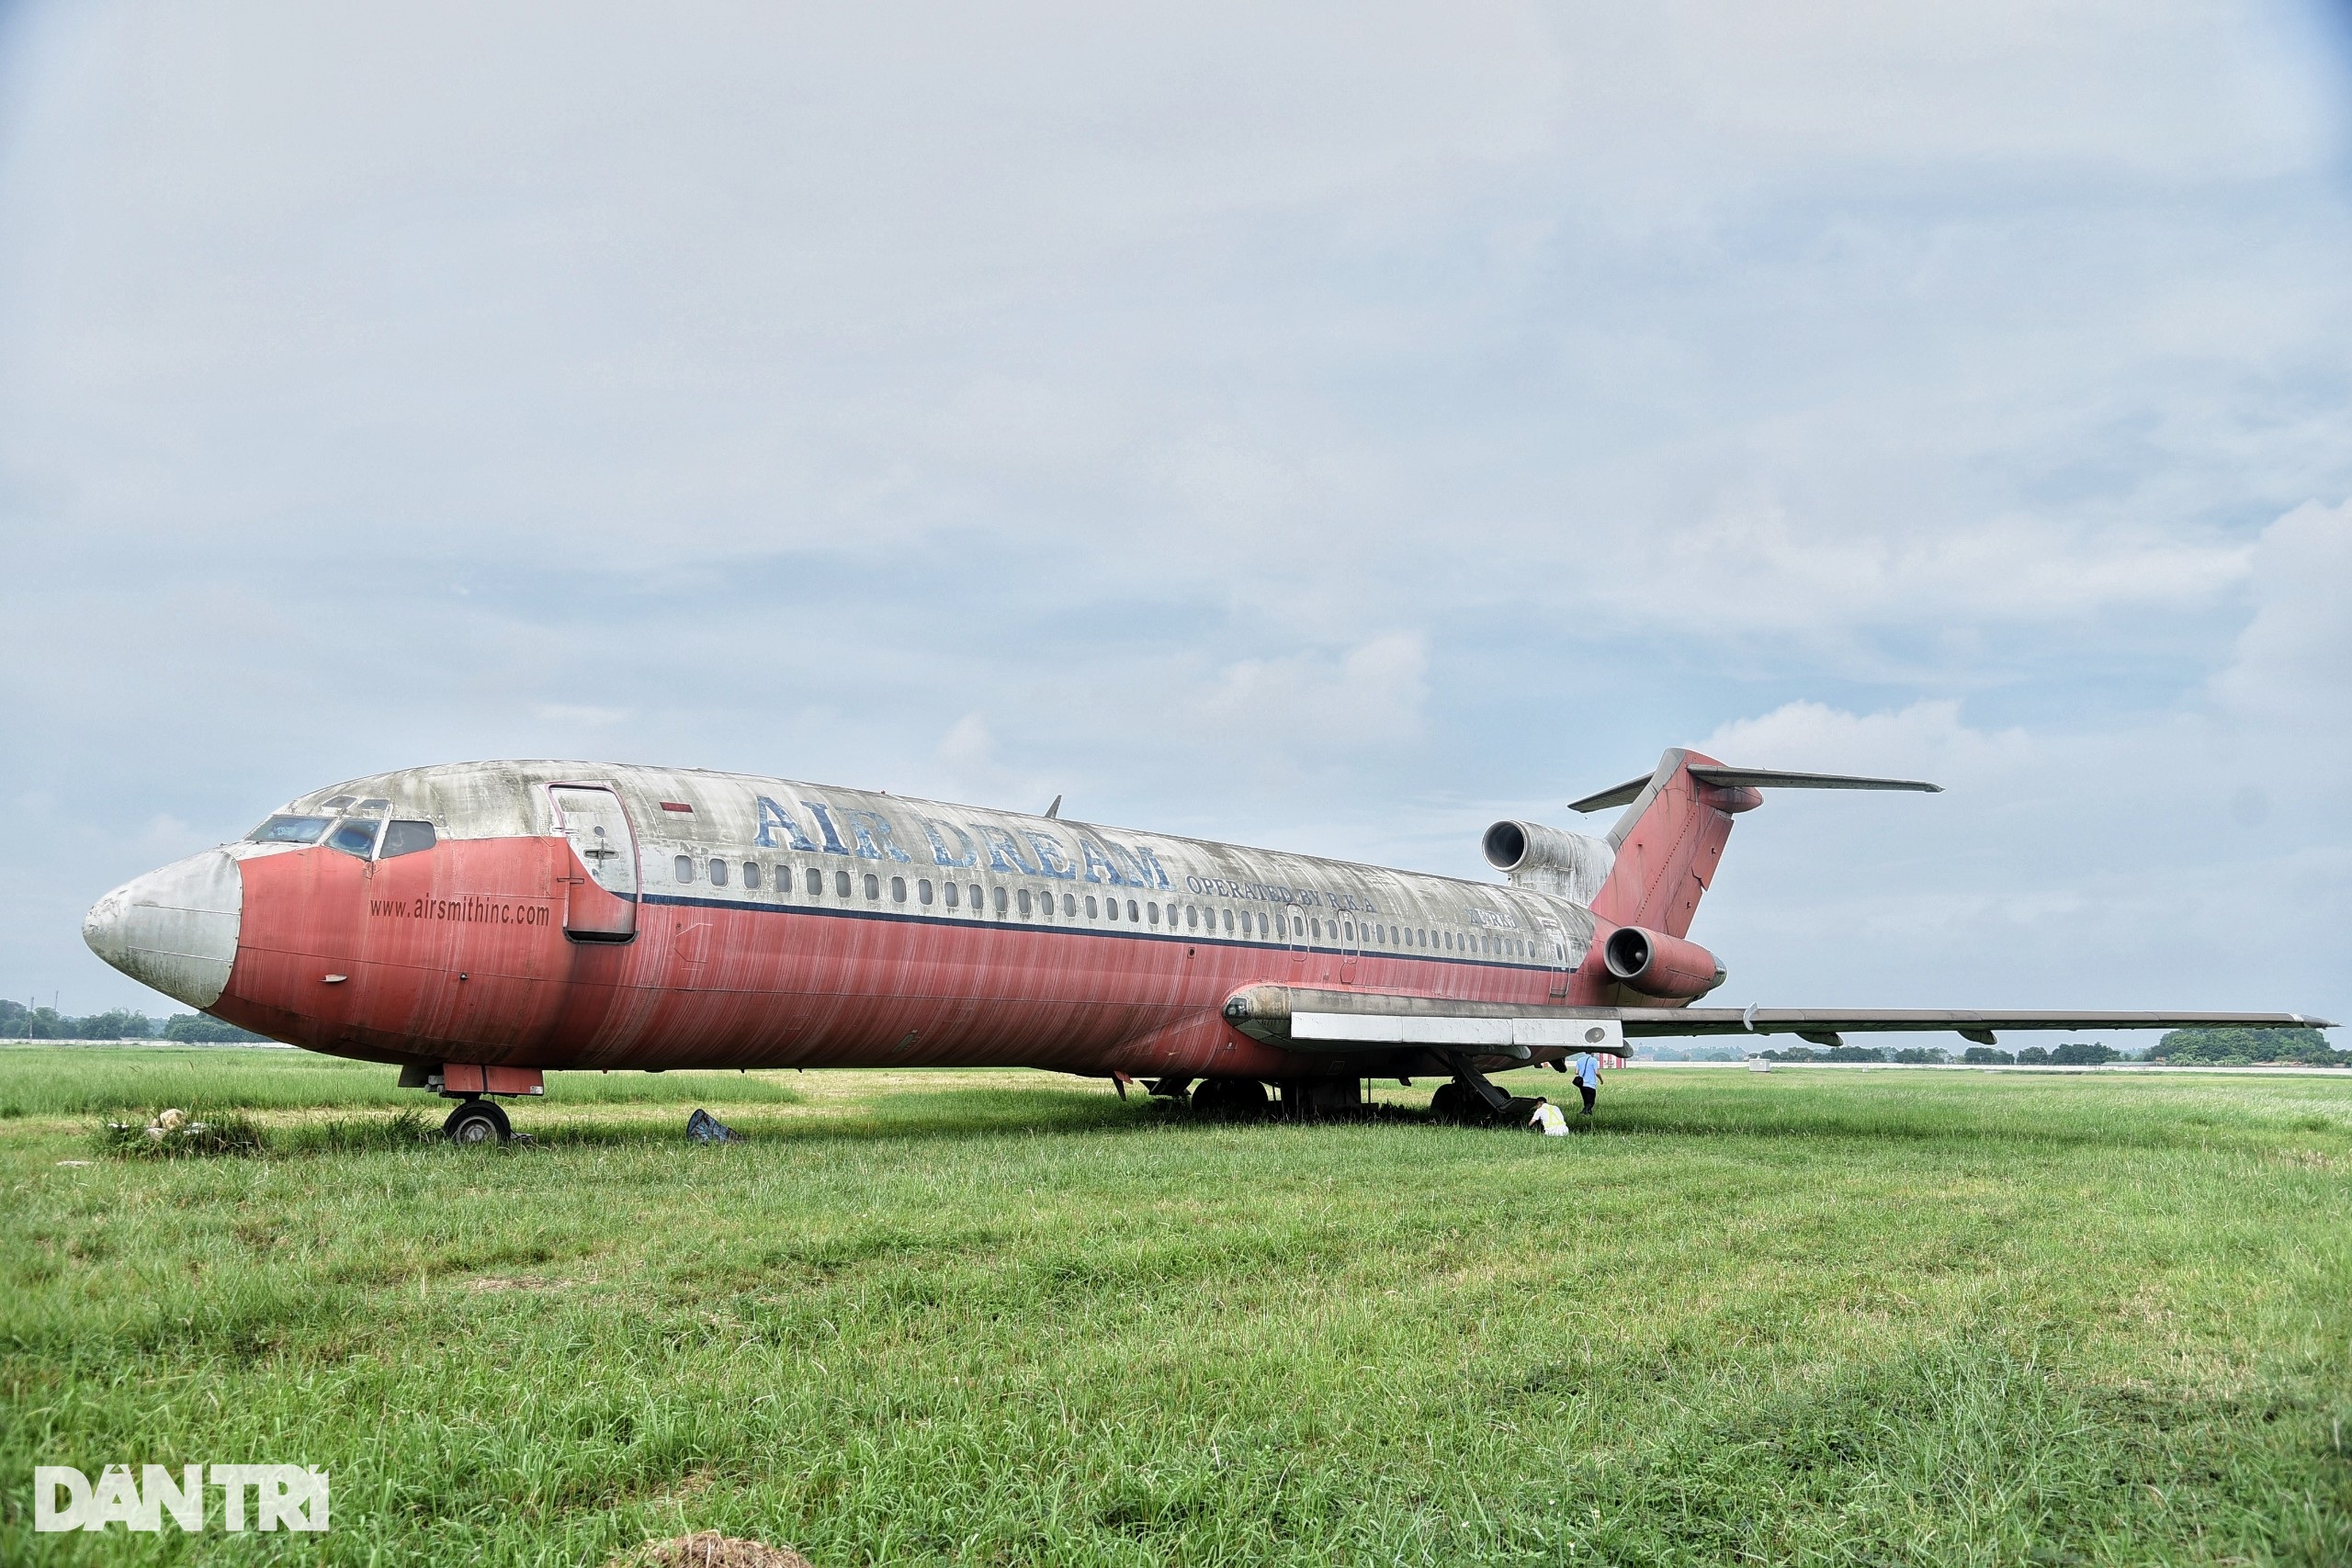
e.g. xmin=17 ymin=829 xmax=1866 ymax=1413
xmin=1482 ymin=820 xmax=1614 ymax=904
xmin=1601 ymin=925 xmax=1726 ymax=1001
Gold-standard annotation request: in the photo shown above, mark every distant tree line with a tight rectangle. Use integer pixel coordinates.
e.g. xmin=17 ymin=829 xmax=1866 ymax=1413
xmin=0 ymin=998 xmax=266 ymax=1043
xmin=2148 ymin=1026 xmax=2344 ymax=1066
xmin=1751 ymin=1026 xmax=2341 ymax=1067
xmin=1759 ymin=1042 xmax=2124 ymax=1066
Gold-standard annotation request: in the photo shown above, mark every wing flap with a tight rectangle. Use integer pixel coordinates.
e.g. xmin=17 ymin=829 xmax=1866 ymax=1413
xmin=1223 ymin=986 xmax=2331 ymax=1049
xmin=1616 ymin=1008 xmax=2332 ymax=1037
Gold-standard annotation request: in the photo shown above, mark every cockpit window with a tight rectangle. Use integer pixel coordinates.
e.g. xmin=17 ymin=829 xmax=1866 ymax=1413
xmin=249 ymin=815 xmax=332 ymax=844
xmin=355 ymin=798 xmax=390 ymax=812
xmin=321 ymin=795 xmax=356 ymax=810
xmin=379 ymin=820 xmax=437 ymax=859
xmin=325 ymin=818 xmax=382 ymax=858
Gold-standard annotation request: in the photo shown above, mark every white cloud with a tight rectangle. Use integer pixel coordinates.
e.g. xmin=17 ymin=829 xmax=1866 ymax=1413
xmin=2208 ymin=498 xmax=2352 ymax=727
xmin=2 ymin=1 xmax=2347 ymax=1022
xmin=1700 ymin=698 xmax=2035 ymax=787
xmin=1183 ymin=634 xmax=1430 ymax=753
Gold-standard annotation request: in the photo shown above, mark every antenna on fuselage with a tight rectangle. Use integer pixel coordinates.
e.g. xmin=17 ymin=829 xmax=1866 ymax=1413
xmin=1045 ymin=795 xmax=1063 ymax=819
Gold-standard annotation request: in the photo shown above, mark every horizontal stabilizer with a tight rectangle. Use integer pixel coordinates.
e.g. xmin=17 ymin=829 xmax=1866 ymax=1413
xmin=1686 ymin=767 xmax=1940 ymax=795
xmin=1569 ymin=765 xmax=1941 ymax=813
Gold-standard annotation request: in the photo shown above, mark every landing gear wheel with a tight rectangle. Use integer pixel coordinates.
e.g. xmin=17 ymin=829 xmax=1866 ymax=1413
xmin=1193 ymin=1077 xmax=1270 ymax=1120
xmin=443 ymin=1099 xmax=511 ymax=1145
xmin=1430 ymin=1082 xmax=1467 ymax=1122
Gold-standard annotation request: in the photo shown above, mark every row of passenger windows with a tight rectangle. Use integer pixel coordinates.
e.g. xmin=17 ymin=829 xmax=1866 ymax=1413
xmin=668 ymin=853 xmax=1555 ymax=958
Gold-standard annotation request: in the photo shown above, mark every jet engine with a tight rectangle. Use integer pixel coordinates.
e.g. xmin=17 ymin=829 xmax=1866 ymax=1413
xmin=1601 ymin=925 xmax=1725 ymax=1000
xmin=1482 ymin=819 xmax=1613 ymax=904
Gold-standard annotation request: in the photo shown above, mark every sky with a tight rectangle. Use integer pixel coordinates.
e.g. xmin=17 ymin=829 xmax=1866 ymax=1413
xmin=1 ymin=1 xmax=2346 ymax=1042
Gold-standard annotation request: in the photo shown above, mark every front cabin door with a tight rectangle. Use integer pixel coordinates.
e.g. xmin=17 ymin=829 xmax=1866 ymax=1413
xmin=549 ymin=785 xmax=639 ymax=941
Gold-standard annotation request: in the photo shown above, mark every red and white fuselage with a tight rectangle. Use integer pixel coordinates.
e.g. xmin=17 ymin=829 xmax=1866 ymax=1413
xmin=84 ymin=760 xmax=1607 ymax=1084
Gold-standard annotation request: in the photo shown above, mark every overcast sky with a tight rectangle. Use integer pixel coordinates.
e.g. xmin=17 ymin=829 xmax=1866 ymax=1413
xmin=3 ymin=1 xmax=2346 ymax=1039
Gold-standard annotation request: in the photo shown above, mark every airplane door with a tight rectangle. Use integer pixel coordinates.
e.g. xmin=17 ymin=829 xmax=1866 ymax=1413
xmin=549 ymin=785 xmax=639 ymax=941
xmin=1539 ymin=916 xmax=1571 ymax=998
xmin=1339 ymin=909 xmax=1363 ymax=985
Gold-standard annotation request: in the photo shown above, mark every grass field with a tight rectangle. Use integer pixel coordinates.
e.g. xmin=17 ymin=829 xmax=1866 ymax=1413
xmin=3 ymin=1049 xmax=2347 ymax=1566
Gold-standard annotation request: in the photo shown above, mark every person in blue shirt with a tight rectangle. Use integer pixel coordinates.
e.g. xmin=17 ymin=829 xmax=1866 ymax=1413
xmin=1570 ymin=1051 xmax=1603 ymax=1117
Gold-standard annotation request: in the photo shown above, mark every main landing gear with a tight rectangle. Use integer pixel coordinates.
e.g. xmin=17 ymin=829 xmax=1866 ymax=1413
xmin=1186 ymin=1078 xmax=1367 ymax=1121
xmin=1189 ymin=1077 xmax=1272 ymax=1120
xmin=1429 ymin=1054 xmax=1529 ymax=1126
xmin=442 ymin=1098 xmax=512 ymax=1145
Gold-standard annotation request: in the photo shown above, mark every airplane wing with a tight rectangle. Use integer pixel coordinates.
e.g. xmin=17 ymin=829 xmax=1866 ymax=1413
xmin=1223 ymin=986 xmax=2332 ymax=1055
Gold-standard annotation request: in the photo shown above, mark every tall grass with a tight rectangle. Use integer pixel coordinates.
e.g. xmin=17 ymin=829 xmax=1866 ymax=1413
xmin=4 ymin=1065 xmax=2346 ymax=1566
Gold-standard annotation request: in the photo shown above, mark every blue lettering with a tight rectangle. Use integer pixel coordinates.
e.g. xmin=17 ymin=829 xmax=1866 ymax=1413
xmin=1128 ymin=844 xmax=1173 ymax=891
xmin=753 ymin=795 xmax=818 ymax=852
xmin=840 ymin=807 xmax=912 ymax=863
xmin=800 ymin=800 xmax=851 ymax=855
xmin=920 ymin=817 xmax=979 ymax=868
xmin=1079 ymin=836 xmax=1127 ymax=886
xmin=976 ymin=824 xmax=1037 ymax=875
xmin=1022 ymin=829 xmax=1078 ymax=880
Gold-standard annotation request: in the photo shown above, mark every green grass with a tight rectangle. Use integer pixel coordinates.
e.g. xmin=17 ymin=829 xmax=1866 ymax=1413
xmin=0 ymin=1044 xmax=805 ymax=1118
xmin=2 ymin=1053 xmax=2346 ymax=1566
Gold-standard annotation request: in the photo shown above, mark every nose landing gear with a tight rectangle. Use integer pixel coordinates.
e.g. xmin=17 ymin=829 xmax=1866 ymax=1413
xmin=401 ymin=1063 xmax=540 ymax=1145
xmin=442 ymin=1098 xmax=512 ymax=1145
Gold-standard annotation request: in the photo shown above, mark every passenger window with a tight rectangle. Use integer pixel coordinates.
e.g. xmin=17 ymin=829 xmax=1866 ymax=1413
xmin=970 ymin=884 xmax=983 ymax=911
xmin=710 ymin=860 xmax=729 ymax=887
xmin=674 ymin=855 xmax=695 ymax=884
xmin=944 ymin=881 xmax=959 ymax=908
xmin=919 ymin=879 xmax=933 ymax=905
xmin=1063 ymin=893 xmax=1077 ymax=916
xmin=891 ymin=875 xmax=907 ymax=903
xmin=865 ymin=873 xmax=880 ymax=900
xmin=807 ymin=867 xmax=823 ymax=896
xmin=835 ymin=870 xmax=852 ymax=897
xmin=743 ymin=862 xmax=762 ymax=890
xmin=249 ymin=814 xmax=332 ymax=845
xmin=993 ymin=886 xmax=1009 ymax=915
xmin=1127 ymin=900 xmax=1140 ymax=922
xmin=1148 ymin=903 xmax=1160 ymax=926
xmin=1017 ymin=888 xmax=1033 ymax=918
xmin=1310 ymin=918 xmax=1321 ymax=942
xmin=379 ymin=820 xmax=436 ymax=858
xmin=326 ymin=818 xmax=380 ymax=858
xmin=1221 ymin=908 xmax=1232 ymax=932
xmin=1185 ymin=905 xmax=1198 ymax=930
xmin=1086 ymin=896 xmax=1099 ymax=919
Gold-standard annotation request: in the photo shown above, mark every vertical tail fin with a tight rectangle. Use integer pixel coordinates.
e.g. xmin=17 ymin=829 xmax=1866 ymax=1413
xmin=1570 ymin=749 xmax=1751 ymax=938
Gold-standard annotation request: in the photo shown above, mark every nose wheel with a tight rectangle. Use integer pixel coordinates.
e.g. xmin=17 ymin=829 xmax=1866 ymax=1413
xmin=442 ymin=1099 xmax=512 ymax=1145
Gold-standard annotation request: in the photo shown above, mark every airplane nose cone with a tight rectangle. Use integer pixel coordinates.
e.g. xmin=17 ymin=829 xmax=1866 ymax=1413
xmin=83 ymin=849 xmax=243 ymax=1010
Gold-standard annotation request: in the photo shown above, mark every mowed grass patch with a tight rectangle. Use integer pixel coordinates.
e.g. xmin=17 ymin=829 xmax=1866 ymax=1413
xmin=2 ymin=1062 xmax=2347 ymax=1566
xmin=0 ymin=1043 xmax=805 ymax=1119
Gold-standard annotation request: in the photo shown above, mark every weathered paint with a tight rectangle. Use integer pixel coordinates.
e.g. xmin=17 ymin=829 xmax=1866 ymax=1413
xmin=128 ymin=761 xmax=1601 ymax=1082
